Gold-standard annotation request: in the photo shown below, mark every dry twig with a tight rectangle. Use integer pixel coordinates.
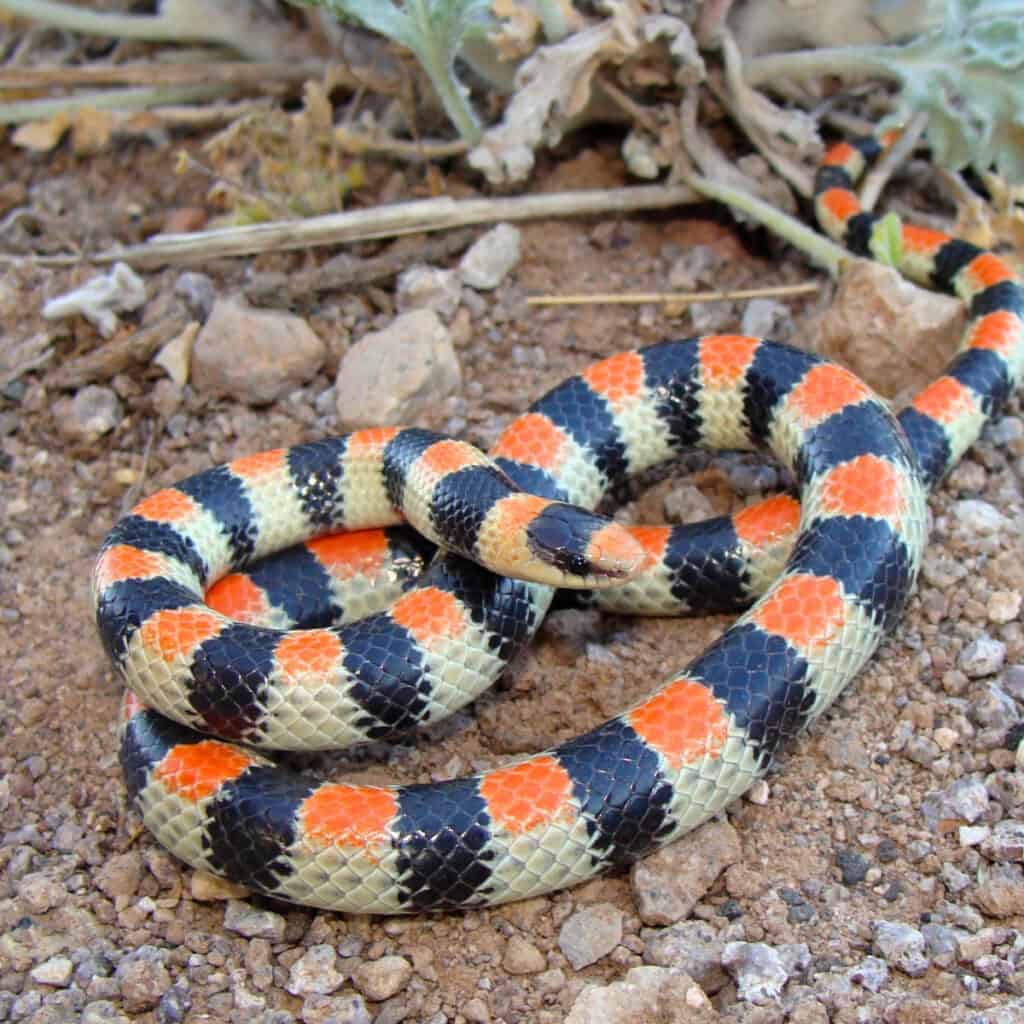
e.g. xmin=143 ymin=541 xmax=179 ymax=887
xmin=245 ymin=227 xmax=481 ymax=306
xmin=526 ymin=282 xmax=820 ymax=306
xmin=7 ymin=184 xmax=701 ymax=269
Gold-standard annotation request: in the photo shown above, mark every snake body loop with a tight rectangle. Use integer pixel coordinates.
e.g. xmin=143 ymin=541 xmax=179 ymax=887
xmin=95 ymin=136 xmax=1024 ymax=913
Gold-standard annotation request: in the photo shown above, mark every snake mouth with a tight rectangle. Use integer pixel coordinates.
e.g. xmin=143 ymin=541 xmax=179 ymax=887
xmin=524 ymin=504 xmax=645 ymax=588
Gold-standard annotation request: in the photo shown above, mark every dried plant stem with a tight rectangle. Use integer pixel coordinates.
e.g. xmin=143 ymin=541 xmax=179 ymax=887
xmin=0 ymin=84 xmax=232 ymax=124
xmin=527 ymin=282 xmax=820 ymax=306
xmin=10 ymin=183 xmax=700 ymax=269
xmin=0 ymin=61 xmax=327 ymax=89
xmin=859 ymin=111 xmax=928 ymax=210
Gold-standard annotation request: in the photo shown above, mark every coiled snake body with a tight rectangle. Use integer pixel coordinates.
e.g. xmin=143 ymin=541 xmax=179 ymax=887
xmin=95 ymin=137 xmax=1024 ymax=913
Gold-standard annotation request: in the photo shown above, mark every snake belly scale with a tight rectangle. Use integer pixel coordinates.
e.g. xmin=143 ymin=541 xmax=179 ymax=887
xmin=94 ymin=136 xmax=1024 ymax=914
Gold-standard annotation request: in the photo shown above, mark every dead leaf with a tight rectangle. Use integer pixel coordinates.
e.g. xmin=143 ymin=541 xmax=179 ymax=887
xmin=12 ymin=113 xmax=70 ymax=152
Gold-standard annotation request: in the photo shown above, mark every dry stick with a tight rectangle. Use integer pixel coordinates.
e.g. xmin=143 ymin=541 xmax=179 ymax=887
xmin=526 ymin=282 xmax=820 ymax=306
xmin=245 ymin=227 xmax=481 ymax=306
xmin=15 ymin=184 xmax=701 ymax=269
xmin=46 ymin=301 xmax=191 ymax=390
xmin=858 ymin=111 xmax=929 ymax=212
xmin=0 ymin=61 xmax=329 ymax=89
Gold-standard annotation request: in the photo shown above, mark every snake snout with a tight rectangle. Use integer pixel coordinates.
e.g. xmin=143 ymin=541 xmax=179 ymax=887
xmin=525 ymin=504 xmax=645 ymax=588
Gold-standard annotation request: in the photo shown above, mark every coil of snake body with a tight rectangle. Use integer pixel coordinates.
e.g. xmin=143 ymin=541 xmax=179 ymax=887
xmin=94 ymin=136 xmax=1024 ymax=914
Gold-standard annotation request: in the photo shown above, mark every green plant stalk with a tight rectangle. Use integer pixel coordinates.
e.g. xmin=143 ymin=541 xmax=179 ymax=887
xmin=404 ymin=0 xmax=482 ymax=143
xmin=684 ymin=172 xmax=849 ymax=277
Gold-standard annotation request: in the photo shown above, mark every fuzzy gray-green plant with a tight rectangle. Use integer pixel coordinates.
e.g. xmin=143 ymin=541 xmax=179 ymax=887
xmin=292 ymin=0 xmax=494 ymax=143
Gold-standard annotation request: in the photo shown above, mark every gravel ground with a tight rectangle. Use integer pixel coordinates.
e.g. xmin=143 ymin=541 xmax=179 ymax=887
xmin=2 ymin=137 xmax=1024 ymax=1024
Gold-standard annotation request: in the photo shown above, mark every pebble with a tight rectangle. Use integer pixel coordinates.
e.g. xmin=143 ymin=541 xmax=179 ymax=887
xmin=981 ymin=820 xmax=1024 ymax=862
xmin=459 ymin=224 xmax=521 ymax=290
xmin=987 ymin=590 xmax=1022 ymax=624
xmin=921 ymin=923 xmax=961 ymax=968
xmin=642 ymin=920 xmax=730 ymax=994
xmin=94 ymin=851 xmax=144 ymax=906
xmin=557 ymin=903 xmax=623 ymax=971
xmin=502 ymin=935 xmax=546 ymax=975
xmin=835 ymin=847 xmax=869 ymax=886
xmin=396 ymin=265 xmax=462 ymax=319
xmin=116 ymin=946 xmax=172 ymax=1013
xmin=848 ymin=955 xmax=889 ymax=993
xmin=565 ymin=966 xmax=716 ymax=1024
xmin=192 ymin=296 xmax=326 ymax=405
xmin=14 ymin=871 xmax=59 ymax=916
xmin=740 ymin=298 xmax=793 ymax=340
xmin=287 ymin=945 xmax=346 ymax=996
xmin=42 ymin=261 xmax=147 ymax=337
xmin=54 ymin=385 xmax=123 ymax=442
xmin=922 ymin=776 xmax=990 ymax=828
xmin=174 ymin=271 xmax=217 ymax=319
xmin=960 ymin=635 xmax=1007 ymax=677
xmin=351 ymin=955 xmax=412 ymax=1001
xmin=300 ymin=992 xmax=371 ymax=1024
xmin=631 ymin=820 xmax=741 ymax=925
xmin=223 ymin=900 xmax=286 ymax=941
xmin=334 ymin=309 xmax=461 ymax=429
xmin=81 ymin=1001 xmax=130 ymax=1024
xmin=975 ymin=864 xmax=1024 ymax=917
xmin=721 ymin=942 xmax=790 ymax=1004
xmin=30 ymin=955 xmax=73 ymax=986
xmin=953 ymin=499 xmax=1010 ymax=535
xmin=871 ymin=921 xmax=929 ymax=977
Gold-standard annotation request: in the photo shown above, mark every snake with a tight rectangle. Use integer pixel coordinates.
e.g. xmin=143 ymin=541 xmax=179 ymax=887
xmin=94 ymin=136 xmax=1024 ymax=914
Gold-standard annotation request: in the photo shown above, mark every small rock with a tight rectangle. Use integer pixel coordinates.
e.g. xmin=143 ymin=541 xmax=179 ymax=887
xmin=396 ymin=265 xmax=462 ymax=319
xmin=503 ymin=936 xmax=546 ymax=975
xmin=55 ymin=385 xmax=123 ymax=443
xmin=335 ymin=309 xmax=461 ymax=429
xmin=960 ymin=635 xmax=1007 ymax=678
xmin=981 ymin=820 xmax=1024 ymax=862
xmin=42 ymin=261 xmax=147 ymax=337
xmin=30 ymin=956 xmax=73 ymax=987
xmin=287 ymin=945 xmax=346 ymax=997
xmin=351 ymin=955 xmax=412 ymax=1002
xmin=116 ymin=947 xmax=172 ymax=1014
xmin=175 ymin=272 xmax=217 ymax=319
xmin=94 ymin=851 xmax=144 ymax=905
xmin=922 ymin=776 xmax=990 ymax=828
xmin=921 ymin=923 xmax=961 ymax=968
xmin=300 ymin=992 xmax=371 ymax=1024
xmin=558 ymin=903 xmax=623 ymax=970
xmin=566 ymin=966 xmax=716 ymax=1024
xmin=81 ymin=1002 xmax=130 ymax=1024
xmin=835 ymin=847 xmax=869 ymax=886
xmin=871 ymin=921 xmax=929 ymax=977
xmin=459 ymin=224 xmax=521 ymax=290
xmin=976 ymin=863 xmax=1024 ymax=917
xmin=722 ymin=942 xmax=789 ymax=1004
xmin=848 ymin=955 xmax=889 ymax=993
xmin=987 ymin=591 xmax=1022 ymax=624
xmin=741 ymin=298 xmax=792 ymax=340
xmin=462 ymin=996 xmax=491 ymax=1022
xmin=811 ymin=258 xmax=962 ymax=399
xmin=16 ymin=871 xmax=65 ymax=913
xmin=953 ymin=499 xmax=1010 ymax=535
xmin=631 ymin=820 xmax=742 ymax=925
xmin=156 ymin=983 xmax=190 ymax=1024
xmin=223 ymin=900 xmax=286 ymax=941
xmin=192 ymin=296 xmax=325 ymax=405
xmin=642 ymin=920 xmax=729 ymax=994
